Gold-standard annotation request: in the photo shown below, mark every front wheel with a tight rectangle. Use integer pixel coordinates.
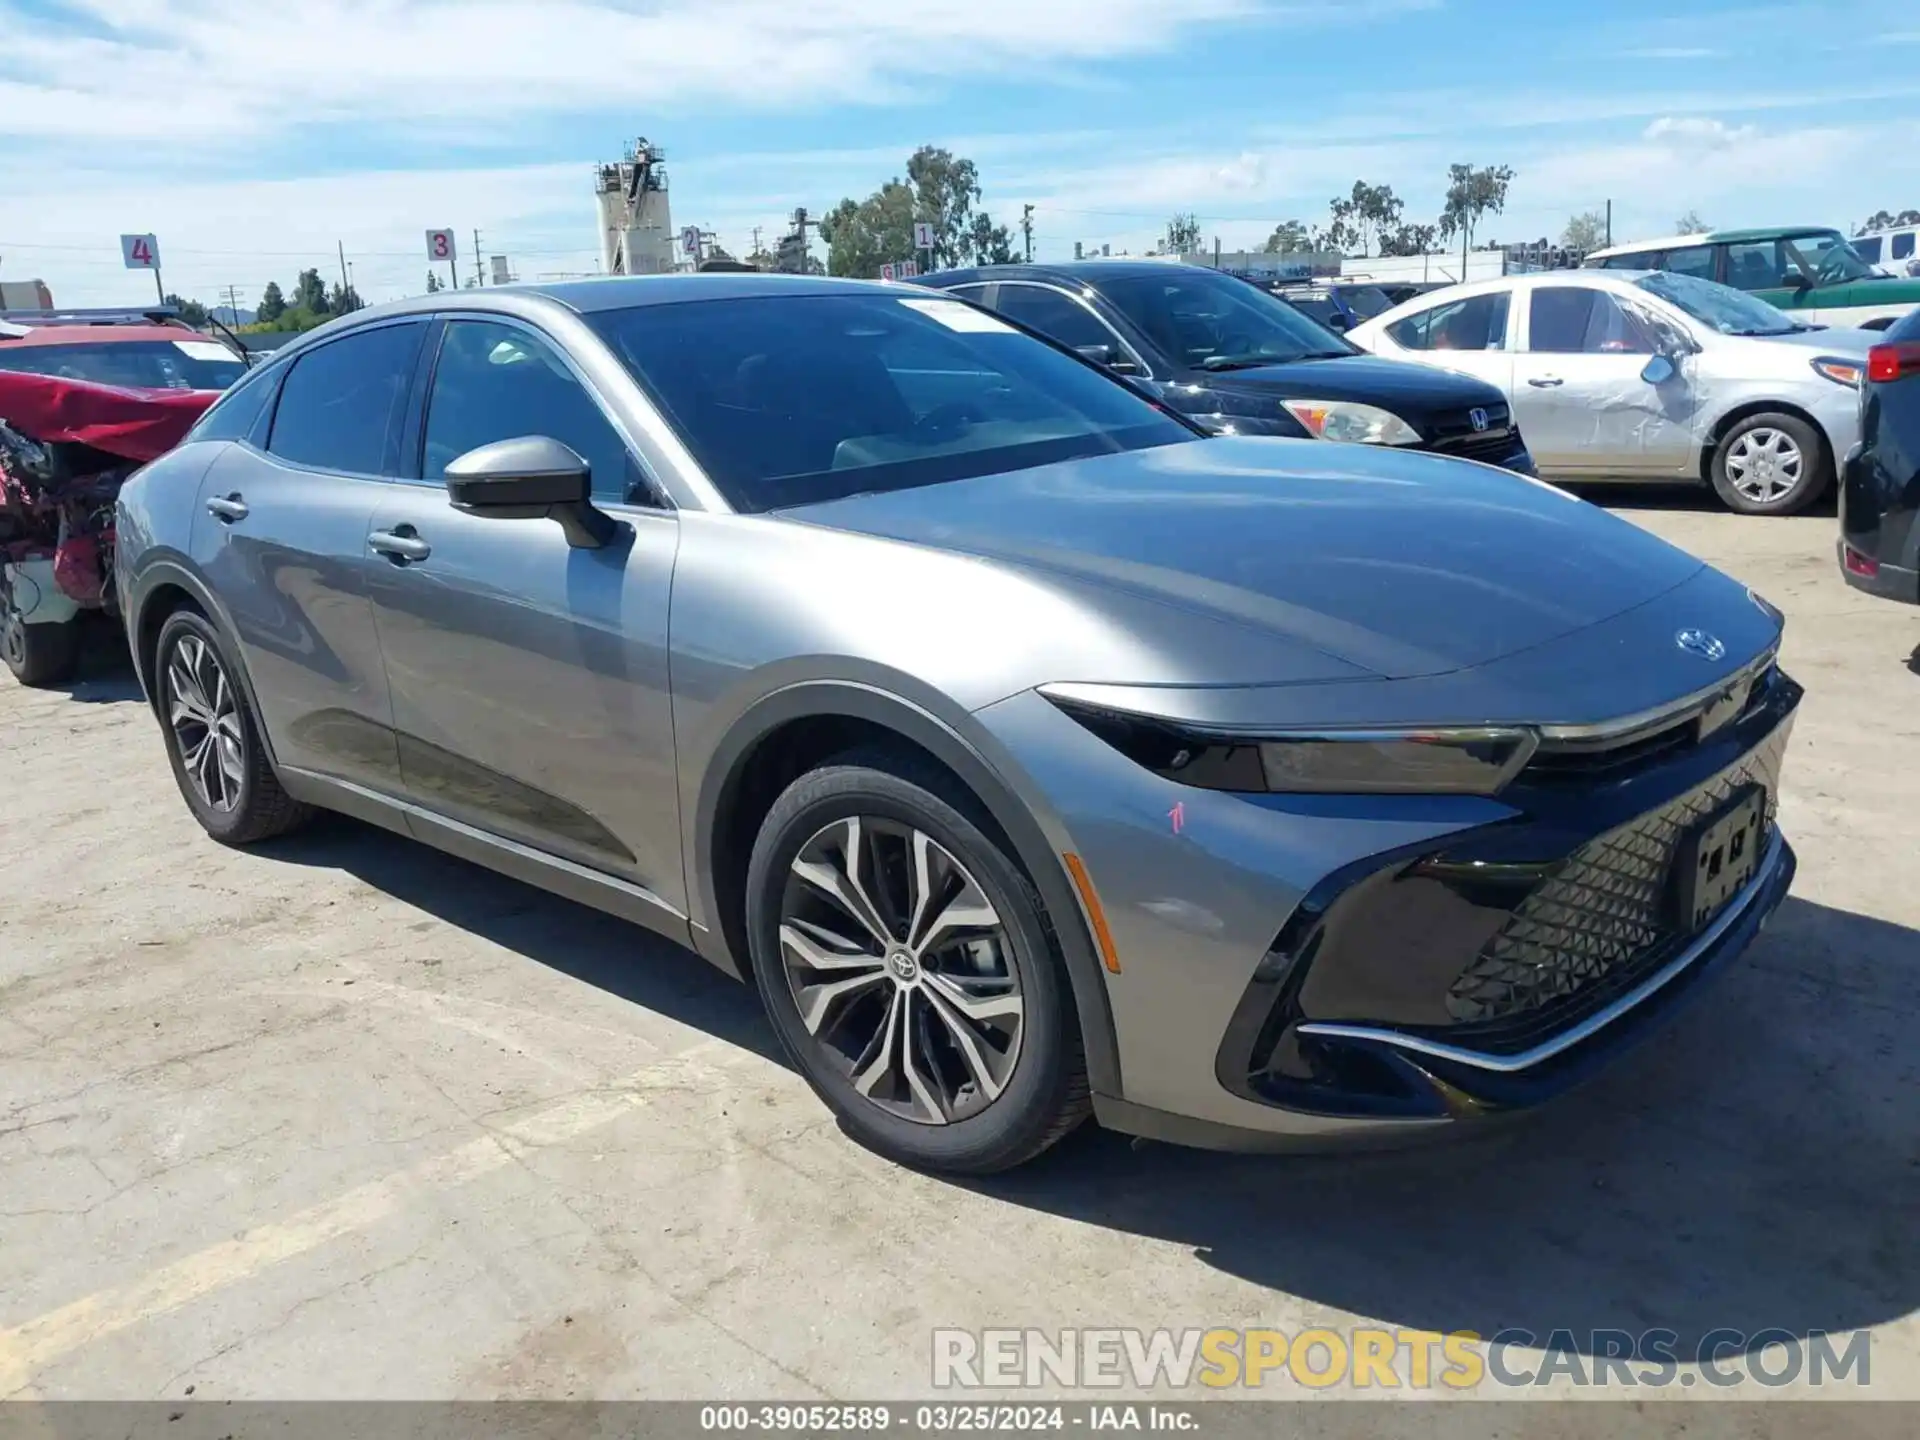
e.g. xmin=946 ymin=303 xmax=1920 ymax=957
xmin=745 ymin=756 xmax=1090 ymax=1174
xmin=1 ymin=610 xmax=79 ymax=687
xmin=1710 ymin=412 xmax=1830 ymax=516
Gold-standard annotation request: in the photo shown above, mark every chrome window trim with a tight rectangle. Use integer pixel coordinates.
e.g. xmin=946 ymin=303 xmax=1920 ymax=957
xmin=1296 ymin=826 xmax=1786 ymax=1074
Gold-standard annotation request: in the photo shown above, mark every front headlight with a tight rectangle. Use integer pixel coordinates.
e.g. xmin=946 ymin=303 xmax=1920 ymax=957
xmin=1047 ymin=694 xmax=1536 ymax=796
xmin=1811 ymin=356 xmax=1864 ymax=388
xmin=1280 ymin=399 xmax=1424 ymax=446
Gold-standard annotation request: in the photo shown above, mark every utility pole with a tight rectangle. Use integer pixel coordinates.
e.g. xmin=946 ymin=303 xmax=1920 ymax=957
xmin=337 ymin=241 xmax=351 ymax=306
xmin=1021 ymin=204 xmax=1034 ymax=262
xmin=473 ymin=229 xmax=485 ymax=287
xmin=751 ymin=225 xmax=762 ymax=263
xmin=1605 ymin=199 xmax=1612 ymax=247
xmin=222 ymin=284 xmax=243 ymax=326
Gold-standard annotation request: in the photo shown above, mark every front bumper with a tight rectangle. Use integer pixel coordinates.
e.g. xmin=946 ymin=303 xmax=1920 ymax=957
xmin=976 ymin=655 xmax=1800 ymax=1150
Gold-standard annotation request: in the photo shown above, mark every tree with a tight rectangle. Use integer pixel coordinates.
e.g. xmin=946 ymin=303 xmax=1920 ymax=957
xmin=425 ymin=271 xmax=443 ymax=293
xmin=1163 ymin=212 xmax=1202 ymax=255
xmin=162 ymin=293 xmax=209 ymax=326
xmin=1674 ymin=209 xmax=1709 ymax=234
xmin=1562 ymin=210 xmax=1608 ymax=253
xmin=329 ymin=282 xmax=364 ymax=315
xmin=1263 ymin=220 xmax=1310 ymax=254
xmin=1380 ymin=221 xmax=1438 ymax=257
xmin=292 ymin=268 xmax=331 ymax=316
xmin=1438 ymin=163 xmax=1516 ymax=267
xmin=256 ymin=281 xmax=286 ymax=325
xmin=968 ymin=213 xmax=1017 ymax=266
xmin=1857 ymin=208 xmax=1920 ymax=234
xmin=821 ymin=147 xmax=1017 ymax=276
xmin=819 ymin=179 xmax=918 ymax=277
xmin=1330 ymin=181 xmax=1403 ymax=258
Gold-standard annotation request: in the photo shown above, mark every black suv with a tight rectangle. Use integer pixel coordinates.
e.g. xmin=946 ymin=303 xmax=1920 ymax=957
xmin=916 ymin=263 xmax=1534 ymax=473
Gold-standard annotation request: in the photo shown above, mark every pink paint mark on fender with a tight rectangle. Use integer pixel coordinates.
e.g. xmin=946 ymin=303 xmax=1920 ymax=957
xmin=1168 ymin=801 xmax=1185 ymax=835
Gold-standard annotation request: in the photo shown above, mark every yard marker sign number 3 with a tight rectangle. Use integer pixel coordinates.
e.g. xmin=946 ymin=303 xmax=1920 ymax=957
xmin=120 ymin=234 xmax=161 ymax=269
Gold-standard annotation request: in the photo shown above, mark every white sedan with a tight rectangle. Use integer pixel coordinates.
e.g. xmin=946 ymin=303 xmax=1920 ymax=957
xmin=1346 ymin=269 xmax=1874 ymax=515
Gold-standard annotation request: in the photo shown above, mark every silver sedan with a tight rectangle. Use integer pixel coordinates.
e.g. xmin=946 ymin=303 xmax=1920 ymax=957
xmin=1348 ymin=269 xmax=1873 ymax=515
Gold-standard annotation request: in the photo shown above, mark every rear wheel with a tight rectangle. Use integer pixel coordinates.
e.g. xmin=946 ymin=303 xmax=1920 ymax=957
xmin=1 ymin=609 xmax=79 ymax=688
xmin=745 ymin=755 xmax=1090 ymax=1174
xmin=1710 ymin=412 xmax=1829 ymax=516
xmin=155 ymin=609 xmax=312 ymax=845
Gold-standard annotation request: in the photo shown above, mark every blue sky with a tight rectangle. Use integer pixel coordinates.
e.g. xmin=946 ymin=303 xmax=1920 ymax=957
xmin=3 ymin=0 xmax=1918 ymax=308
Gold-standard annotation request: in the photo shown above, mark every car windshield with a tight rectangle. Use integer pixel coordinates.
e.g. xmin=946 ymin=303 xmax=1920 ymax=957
xmin=1635 ymin=271 xmax=1799 ymax=336
xmin=589 ymin=292 xmax=1197 ymax=512
xmin=1093 ymin=269 xmax=1355 ymax=369
xmin=1784 ymin=230 xmax=1876 ymax=285
xmin=0 ymin=337 xmax=246 ymax=391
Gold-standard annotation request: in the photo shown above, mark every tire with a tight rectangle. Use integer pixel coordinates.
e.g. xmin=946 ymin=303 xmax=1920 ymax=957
xmin=745 ymin=753 xmax=1091 ymax=1174
xmin=2 ymin=611 xmax=79 ymax=687
xmin=154 ymin=609 xmax=312 ymax=845
xmin=1710 ymin=412 xmax=1830 ymax=516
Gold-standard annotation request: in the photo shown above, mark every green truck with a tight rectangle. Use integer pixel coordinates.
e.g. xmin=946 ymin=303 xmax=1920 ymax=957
xmin=1584 ymin=225 xmax=1919 ymax=331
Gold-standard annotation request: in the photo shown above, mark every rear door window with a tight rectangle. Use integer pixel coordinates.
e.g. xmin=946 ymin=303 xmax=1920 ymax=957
xmin=266 ymin=322 xmax=424 ymax=475
xmin=1660 ymin=245 xmax=1717 ymax=281
xmin=989 ymin=284 xmax=1117 ymax=353
xmin=1854 ymin=236 xmax=1884 ymax=264
xmin=1386 ymin=292 xmax=1510 ymax=351
xmin=1895 ymin=232 xmax=1916 ymax=262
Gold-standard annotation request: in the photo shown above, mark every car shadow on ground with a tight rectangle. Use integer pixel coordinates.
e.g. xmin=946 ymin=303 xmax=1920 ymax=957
xmin=162 ymin=792 xmax=1920 ymax=1360
xmin=37 ymin=614 xmax=144 ymax=703
xmin=1563 ymin=482 xmax=1840 ymax=519
xmin=256 ymin=813 xmax=787 ymax=1069
xmin=970 ymin=893 xmax=1919 ymax=1358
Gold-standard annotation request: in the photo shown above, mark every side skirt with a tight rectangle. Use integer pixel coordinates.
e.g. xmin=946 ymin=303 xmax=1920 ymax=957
xmin=279 ymin=766 xmax=701 ymax=959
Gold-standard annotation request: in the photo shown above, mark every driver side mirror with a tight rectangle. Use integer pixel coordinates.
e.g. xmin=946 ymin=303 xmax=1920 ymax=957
xmin=1640 ymin=354 xmax=1677 ymax=385
xmin=1323 ymin=312 xmax=1353 ymax=332
xmin=444 ymin=435 xmax=619 ymax=549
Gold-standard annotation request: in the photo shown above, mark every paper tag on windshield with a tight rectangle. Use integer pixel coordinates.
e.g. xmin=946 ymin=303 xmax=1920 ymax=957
xmin=173 ymin=340 xmax=237 ymax=363
xmin=897 ymin=298 xmax=1015 ymax=333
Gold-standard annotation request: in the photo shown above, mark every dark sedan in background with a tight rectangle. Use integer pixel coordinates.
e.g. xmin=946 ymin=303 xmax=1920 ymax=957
xmin=1840 ymin=306 xmax=1920 ymax=604
xmin=915 ymin=263 xmax=1535 ymax=474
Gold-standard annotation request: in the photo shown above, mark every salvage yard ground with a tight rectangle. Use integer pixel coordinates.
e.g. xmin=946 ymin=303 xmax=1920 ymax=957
xmin=2 ymin=494 xmax=1917 ymax=1401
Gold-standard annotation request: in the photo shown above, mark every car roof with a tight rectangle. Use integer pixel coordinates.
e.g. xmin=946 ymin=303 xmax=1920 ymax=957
xmin=1349 ymin=269 xmax=1657 ymax=333
xmin=0 ymin=323 xmax=206 ymax=348
xmin=920 ymin=261 xmax=1226 ymax=289
xmin=1585 ymin=225 xmax=1843 ymax=260
xmin=1584 ymin=233 xmax=1710 ymax=259
xmin=516 ymin=272 xmax=893 ymax=312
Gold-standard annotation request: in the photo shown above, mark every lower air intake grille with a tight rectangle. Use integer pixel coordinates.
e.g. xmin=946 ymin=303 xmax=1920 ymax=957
xmin=1444 ymin=724 xmax=1790 ymax=1028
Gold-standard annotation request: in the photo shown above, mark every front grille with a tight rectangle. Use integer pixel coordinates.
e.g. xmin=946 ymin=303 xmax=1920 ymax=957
xmin=1443 ymin=722 xmax=1791 ymax=1030
xmin=1425 ymin=404 xmax=1519 ymax=465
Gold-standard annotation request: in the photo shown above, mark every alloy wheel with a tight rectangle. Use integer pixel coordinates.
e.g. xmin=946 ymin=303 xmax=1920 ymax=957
xmin=778 ymin=815 xmax=1025 ymax=1126
xmin=1725 ymin=427 xmax=1805 ymax=504
xmin=166 ymin=633 xmax=246 ymax=812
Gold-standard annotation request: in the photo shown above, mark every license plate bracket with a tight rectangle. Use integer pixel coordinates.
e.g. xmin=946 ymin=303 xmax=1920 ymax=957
xmin=1674 ymin=784 xmax=1767 ymax=932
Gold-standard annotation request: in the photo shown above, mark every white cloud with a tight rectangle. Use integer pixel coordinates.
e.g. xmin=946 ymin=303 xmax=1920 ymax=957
xmin=1641 ymin=115 xmax=1758 ymax=148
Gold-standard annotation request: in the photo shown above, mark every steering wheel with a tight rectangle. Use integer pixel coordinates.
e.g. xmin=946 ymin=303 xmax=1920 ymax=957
xmin=911 ymin=401 xmax=984 ymax=439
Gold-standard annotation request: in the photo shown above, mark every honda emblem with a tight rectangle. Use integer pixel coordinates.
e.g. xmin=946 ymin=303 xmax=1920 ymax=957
xmin=1469 ymin=407 xmax=1490 ymax=432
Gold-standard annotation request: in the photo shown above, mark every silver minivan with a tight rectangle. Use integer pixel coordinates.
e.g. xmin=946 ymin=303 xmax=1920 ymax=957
xmin=1347 ymin=269 xmax=1874 ymax=515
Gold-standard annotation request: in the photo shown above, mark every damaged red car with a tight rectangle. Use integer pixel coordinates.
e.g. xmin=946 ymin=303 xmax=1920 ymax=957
xmin=1 ymin=320 xmax=240 ymax=684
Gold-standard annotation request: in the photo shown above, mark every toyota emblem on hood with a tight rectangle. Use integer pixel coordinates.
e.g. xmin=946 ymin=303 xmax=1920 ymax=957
xmin=1675 ymin=628 xmax=1726 ymax=661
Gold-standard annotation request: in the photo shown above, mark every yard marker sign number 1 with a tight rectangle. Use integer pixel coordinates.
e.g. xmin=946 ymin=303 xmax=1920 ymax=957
xmin=427 ymin=229 xmax=457 ymax=292
xmin=120 ymin=233 xmax=164 ymax=303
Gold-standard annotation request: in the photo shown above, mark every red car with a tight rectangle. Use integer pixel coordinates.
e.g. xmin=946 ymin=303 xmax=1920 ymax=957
xmin=1 ymin=317 xmax=240 ymax=684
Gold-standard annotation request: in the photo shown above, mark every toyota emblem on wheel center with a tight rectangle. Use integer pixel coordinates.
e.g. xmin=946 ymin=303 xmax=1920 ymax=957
xmin=1469 ymin=407 xmax=1489 ymax=431
xmin=1675 ymin=628 xmax=1726 ymax=660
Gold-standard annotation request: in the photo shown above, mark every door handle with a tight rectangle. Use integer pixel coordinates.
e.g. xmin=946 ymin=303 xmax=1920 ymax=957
xmin=1527 ymin=376 xmax=1565 ymax=388
xmin=368 ymin=528 xmax=432 ymax=564
xmin=205 ymin=494 xmax=249 ymax=523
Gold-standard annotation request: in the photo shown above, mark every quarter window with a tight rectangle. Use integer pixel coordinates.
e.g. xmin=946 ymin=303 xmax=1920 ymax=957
xmin=422 ymin=320 xmax=639 ymax=502
xmin=267 ymin=323 xmax=424 ymax=475
xmin=1385 ymin=292 xmax=1510 ymax=352
xmin=1895 ymin=233 xmax=1916 ymax=262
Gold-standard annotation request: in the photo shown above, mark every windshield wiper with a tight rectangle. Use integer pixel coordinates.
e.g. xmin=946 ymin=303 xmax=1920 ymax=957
xmin=1728 ymin=326 xmax=1795 ymax=337
xmin=1197 ymin=354 xmax=1287 ymax=371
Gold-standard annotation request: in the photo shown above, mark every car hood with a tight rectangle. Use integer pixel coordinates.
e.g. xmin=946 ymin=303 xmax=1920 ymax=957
xmin=1722 ymin=325 xmax=1877 ymax=356
xmin=1191 ymin=352 xmax=1505 ymax=416
xmin=783 ymin=437 xmax=1704 ymax=681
